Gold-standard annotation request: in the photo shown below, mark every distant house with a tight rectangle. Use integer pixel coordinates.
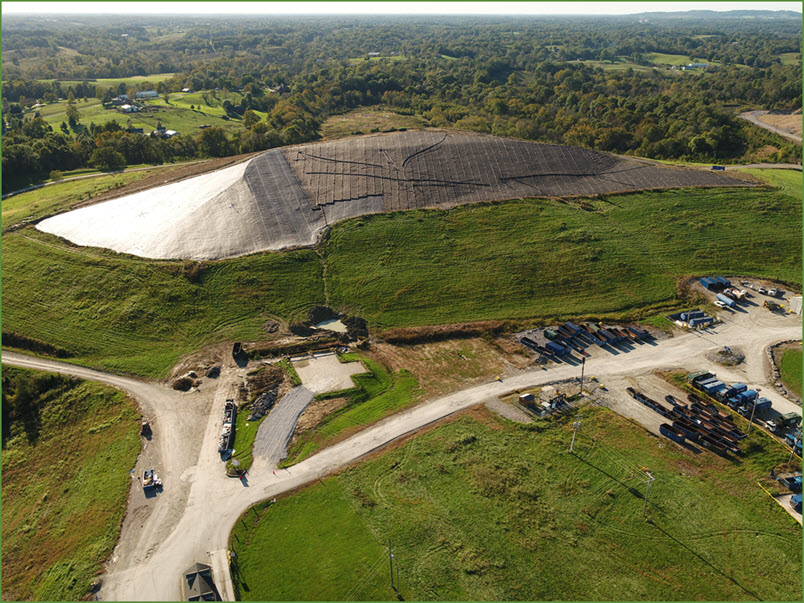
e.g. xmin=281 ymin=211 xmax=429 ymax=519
xmin=120 ymin=104 xmax=142 ymax=113
xmin=687 ymin=63 xmax=709 ymax=69
xmin=164 ymin=130 xmax=179 ymax=138
xmin=135 ymin=90 xmax=159 ymax=99
xmin=181 ymin=88 xmax=194 ymax=93
xmin=368 ymin=52 xmax=381 ymax=57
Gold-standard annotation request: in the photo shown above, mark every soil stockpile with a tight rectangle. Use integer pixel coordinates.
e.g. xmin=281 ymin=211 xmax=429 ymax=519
xmin=38 ymin=131 xmax=748 ymax=260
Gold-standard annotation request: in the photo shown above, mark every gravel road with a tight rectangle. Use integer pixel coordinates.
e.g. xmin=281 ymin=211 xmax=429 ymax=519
xmin=252 ymin=386 xmax=315 ymax=466
xmin=2 ymin=302 xmax=800 ymax=601
xmin=739 ymin=110 xmax=803 ymax=144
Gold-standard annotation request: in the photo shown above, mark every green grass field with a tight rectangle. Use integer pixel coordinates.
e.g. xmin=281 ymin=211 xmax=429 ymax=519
xmin=1 ymin=367 xmax=141 ymax=601
xmin=227 ymin=405 xmax=265 ymax=475
xmin=1 ymin=228 xmax=324 ymax=377
xmin=231 ymin=405 xmax=802 ymax=601
xmin=3 ymin=185 xmax=800 ymax=377
xmin=320 ymin=109 xmax=426 ymax=139
xmin=323 ymin=187 xmax=802 ymax=328
xmin=284 ymin=354 xmax=420 ymax=465
xmin=2 ymin=171 xmax=155 ymax=227
xmin=739 ymin=168 xmax=802 ymax=201
xmin=779 ymin=346 xmax=803 ymax=399
xmin=36 ymin=73 xmax=176 ymax=88
xmin=776 ymin=52 xmax=802 ymax=66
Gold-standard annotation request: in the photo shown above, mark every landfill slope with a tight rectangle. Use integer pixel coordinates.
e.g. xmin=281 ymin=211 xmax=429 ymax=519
xmin=37 ymin=131 xmax=749 ymax=260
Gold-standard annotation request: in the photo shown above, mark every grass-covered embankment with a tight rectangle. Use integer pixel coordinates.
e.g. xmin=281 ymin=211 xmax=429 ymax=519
xmin=1 ymin=367 xmax=141 ymax=601
xmin=282 ymin=353 xmax=419 ymax=466
xmin=231 ymin=405 xmax=802 ymax=601
xmin=323 ymin=187 xmax=802 ymax=327
xmin=779 ymin=346 xmax=803 ymax=399
xmin=3 ymin=185 xmax=800 ymax=378
xmin=1 ymin=228 xmax=324 ymax=377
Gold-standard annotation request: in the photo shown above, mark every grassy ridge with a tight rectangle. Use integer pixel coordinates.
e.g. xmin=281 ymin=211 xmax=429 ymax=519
xmin=780 ymin=347 xmax=803 ymax=398
xmin=1 ymin=229 xmax=324 ymax=377
xmin=1 ymin=367 xmax=141 ymax=601
xmin=231 ymin=407 xmax=802 ymax=601
xmin=323 ymin=187 xmax=802 ymax=328
xmin=739 ymin=168 xmax=803 ymax=201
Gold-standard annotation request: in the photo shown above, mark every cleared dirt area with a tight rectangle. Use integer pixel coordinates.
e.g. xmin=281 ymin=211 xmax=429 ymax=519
xmin=37 ymin=131 xmax=750 ymax=260
xmin=291 ymin=352 xmax=367 ymax=394
xmin=365 ymin=337 xmax=532 ymax=398
xmin=759 ymin=111 xmax=803 ymax=139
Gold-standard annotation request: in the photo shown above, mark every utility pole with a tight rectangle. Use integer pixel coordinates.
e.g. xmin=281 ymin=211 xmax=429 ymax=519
xmin=643 ymin=472 xmax=655 ymax=518
xmin=570 ymin=415 xmax=583 ymax=453
xmin=747 ymin=387 xmax=760 ymax=434
xmin=578 ymin=357 xmax=586 ymax=397
xmin=388 ymin=541 xmax=403 ymax=601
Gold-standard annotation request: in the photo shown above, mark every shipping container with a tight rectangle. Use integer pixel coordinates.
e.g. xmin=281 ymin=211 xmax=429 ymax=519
xmin=700 ymin=277 xmax=715 ymax=289
xmin=563 ymin=321 xmax=582 ymax=334
xmin=660 ymin=423 xmax=686 ymax=444
xmin=544 ymin=329 xmax=558 ymax=340
xmin=545 ymin=341 xmax=569 ymax=356
xmin=627 ymin=325 xmax=649 ymax=339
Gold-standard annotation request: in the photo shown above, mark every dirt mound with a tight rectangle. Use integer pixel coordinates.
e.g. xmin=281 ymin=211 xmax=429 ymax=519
xmin=37 ymin=131 xmax=749 ymax=260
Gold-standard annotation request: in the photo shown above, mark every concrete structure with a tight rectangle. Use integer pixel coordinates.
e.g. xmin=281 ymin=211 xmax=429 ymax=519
xmin=789 ymin=296 xmax=802 ymax=316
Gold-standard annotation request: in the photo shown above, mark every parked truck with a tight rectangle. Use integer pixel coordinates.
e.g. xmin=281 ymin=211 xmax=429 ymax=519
xmin=767 ymin=412 xmax=801 ymax=433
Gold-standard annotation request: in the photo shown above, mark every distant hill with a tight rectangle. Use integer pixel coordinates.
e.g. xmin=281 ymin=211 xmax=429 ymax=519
xmin=635 ymin=10 xmax=801 ymax=20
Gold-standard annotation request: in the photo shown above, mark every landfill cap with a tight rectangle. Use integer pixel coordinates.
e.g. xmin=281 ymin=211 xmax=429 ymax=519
xmin=37 ymin=150 xmax=326 ymax=260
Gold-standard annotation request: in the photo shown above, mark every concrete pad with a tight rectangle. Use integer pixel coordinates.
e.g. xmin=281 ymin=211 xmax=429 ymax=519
xmin=292 ymin=352 xmax=367 ymax=394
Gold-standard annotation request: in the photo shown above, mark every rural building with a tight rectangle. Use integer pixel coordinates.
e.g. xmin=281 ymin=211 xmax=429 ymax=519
xmin=789 ymin=296 xmax=802 ymax=316
xmin=181 ymin=87 xmax=194 ymax=93
xmin=181 ymin=563 xmax=217 ymax=601
xmin=688 ymin=62 xmax=709 ymax=68
xmin=135 ymin=90 xmax=159 ymax=99
xmin=119 ymin=104 xmax=141 ymax=113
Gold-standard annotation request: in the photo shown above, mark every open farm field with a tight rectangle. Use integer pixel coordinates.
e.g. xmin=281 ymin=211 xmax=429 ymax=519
xmin=320 ymin=109 xmax=426 ymax=139
xmin=0 ymin=229 xmax=324 ymax=378
xmin=28 ymin=98 xmax=101 ymax=119
xmin=232 ymin=406 xmax=802 ymax=601
xmin=323 ymin=187 xmax=802 ymax=328
xmin=1 ymin=367 xmax=141 ymax=601
xmin=739 ymin=168 xmax=802 ymax=200
xmin=2 ymin=170 xmax=155 ymax=228
xmin=779 ymin=346 xmax=803 ymax=399
xmin=35 ymin=73 xmax=176 ymax=87
xmin=776 ymin=52 xmax=802 ymax=65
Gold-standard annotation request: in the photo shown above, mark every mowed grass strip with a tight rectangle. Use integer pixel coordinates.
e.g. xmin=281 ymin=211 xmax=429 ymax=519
xmin=779 ymin=346 xmax=803 ymax=399
xmin=231 ymin=406 xmax=802 ymax=601
xmin=323 ymin=187 xmax=802 ymax=328
xmin=739 ymin=168 xmax=803 ymax=201
xmin=1 ymin=367 xmax=141 ymax=602
xmin=2 ymin=170 xmax=154 ymax=227
xmin=0 ymin=229 xmax=325 ymax=378
xmin=284 ymin=354 xmax=420 ymax=465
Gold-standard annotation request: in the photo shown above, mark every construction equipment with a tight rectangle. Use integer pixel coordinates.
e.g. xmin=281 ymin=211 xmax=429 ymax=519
xmin=764 ymin=300 xmax=783 ymax=312
xmin=143 ymin=470 xmax=162 ymax=490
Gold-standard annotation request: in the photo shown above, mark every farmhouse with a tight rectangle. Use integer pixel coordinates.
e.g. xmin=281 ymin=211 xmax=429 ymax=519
xmin=135 ymin=90 xmax=159 ymax=99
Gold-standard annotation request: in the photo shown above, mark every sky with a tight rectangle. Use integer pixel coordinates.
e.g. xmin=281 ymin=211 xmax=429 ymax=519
xmin=3 ymin=1 xmax=802 ymax=16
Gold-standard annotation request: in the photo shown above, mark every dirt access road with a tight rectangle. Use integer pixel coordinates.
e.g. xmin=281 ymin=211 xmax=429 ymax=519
xmin=2 ymin=303 xmax=800 ymax=601
xmin=739 ymin=110 xmax=803 ymax=144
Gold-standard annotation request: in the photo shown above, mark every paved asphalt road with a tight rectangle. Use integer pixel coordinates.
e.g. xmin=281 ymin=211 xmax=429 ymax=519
xmin=2 ymin=301 xmax=801 ymax=601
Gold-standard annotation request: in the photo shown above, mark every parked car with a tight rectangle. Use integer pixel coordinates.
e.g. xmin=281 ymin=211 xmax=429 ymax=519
xmin=741 ymin=281 xmax=752 ymax=288
xmin=714 ymin=300 xmax=727 ymax=308
xmin=758 ymin=286 xmax=767 ymax=294
xmin=768 ymin=288 xmax=778 ymax=297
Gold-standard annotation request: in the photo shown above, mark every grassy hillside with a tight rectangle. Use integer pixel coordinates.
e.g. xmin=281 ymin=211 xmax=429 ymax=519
xmin=739 ymin=168 xmax=802 ymax=201
xmin=1 ymin=229 xmax=324 ymax=377
xmin=3 ymin=185 xmax=800 ymax=377
xmin=231 ymin=406 xmax=802 ymax=601
xmin=323 ymin=187 xmax=802 ymax=328
xmin=780 ymin=346 xmax=803 ymax=398
xmin=2 ymin=171 xmax=154 ymax=227
xmin=1 ymin=367 xmax=141 ymax=601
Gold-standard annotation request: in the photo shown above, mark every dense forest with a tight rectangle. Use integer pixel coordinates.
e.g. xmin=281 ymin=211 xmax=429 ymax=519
xmin=2 ymin=11 xmax=801 ymax=190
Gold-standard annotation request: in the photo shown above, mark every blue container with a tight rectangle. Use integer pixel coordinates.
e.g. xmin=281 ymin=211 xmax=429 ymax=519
xmin=730 ymin=383 xmax=747 ymax=394
xmin=737 ymin=390 xmax=758 ymax=403
xmin=700 ymin=277 xmax=714 ymax=289
xmin=545 ymin=341 xmax=568 ymax=356
xmin=702 ymin=381 xmax=725 ymax=394
xmin=563 ymin=321 xmax=582 ymax=334
xmin=714 ymin=276 xmax=732 ymax=287
xmin=716 ymin=293 xmax=736 ymax=307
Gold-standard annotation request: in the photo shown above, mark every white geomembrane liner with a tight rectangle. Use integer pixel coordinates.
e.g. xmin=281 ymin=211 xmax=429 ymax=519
xmin=37 ymin=159 xmax=252 ymax=260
